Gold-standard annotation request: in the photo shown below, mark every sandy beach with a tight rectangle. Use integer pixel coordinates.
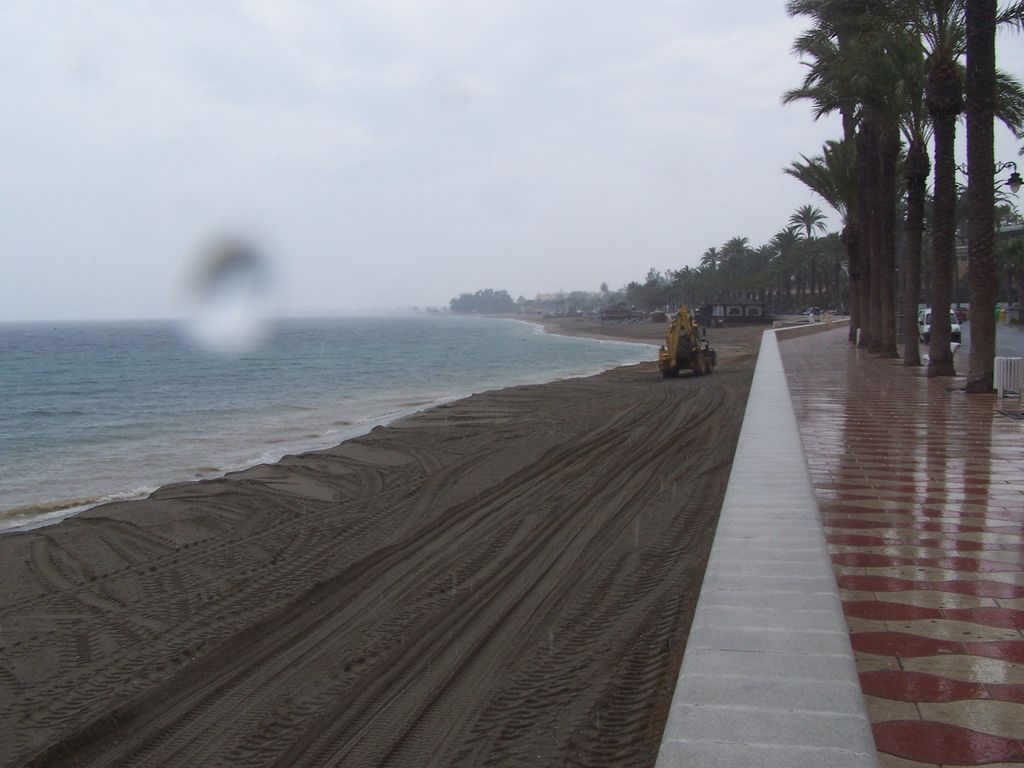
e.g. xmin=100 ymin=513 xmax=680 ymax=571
xmin=0 ymin=320 xmax=763 ymax=768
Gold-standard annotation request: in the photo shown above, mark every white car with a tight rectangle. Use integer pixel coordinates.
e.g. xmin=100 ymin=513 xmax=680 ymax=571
xmin=918 ymin=308 xmax=961 ymax=344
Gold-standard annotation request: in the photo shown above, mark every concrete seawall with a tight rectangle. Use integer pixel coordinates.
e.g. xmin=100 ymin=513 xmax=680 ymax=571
xmin=655 ymin=320 xmax=877 ymax=768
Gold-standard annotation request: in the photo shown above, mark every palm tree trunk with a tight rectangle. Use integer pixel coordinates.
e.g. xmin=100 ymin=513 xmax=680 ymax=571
xmin=861 ymin=118 xmax=883 ymax=353
xmin=926 ymin=58 xmax=961 ymax=377
xmin=878 ymin=121 xmax=900 ymax=358
xmin=843 ymin=96 xmax=861 ymax=345
xmin=844 ymin=224 xmax=861 ymax=343
xmin=856 ymin=124 xmax=874 ymax=349
xmin=903 ymin=139 xmax=930 ymax=366
xmin=965 ymin=0 xmax=997 ymax=393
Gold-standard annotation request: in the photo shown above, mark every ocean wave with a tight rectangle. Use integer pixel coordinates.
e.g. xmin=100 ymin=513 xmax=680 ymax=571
xmin=2 ymin=497 xmax=104 ymax=518
xmin=0 ymin=486 xmax=157 ymax=534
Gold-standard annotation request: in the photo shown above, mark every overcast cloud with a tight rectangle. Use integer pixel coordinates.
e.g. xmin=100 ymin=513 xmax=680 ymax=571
xmin=2 ymin=2 xmax=1022 ymax=320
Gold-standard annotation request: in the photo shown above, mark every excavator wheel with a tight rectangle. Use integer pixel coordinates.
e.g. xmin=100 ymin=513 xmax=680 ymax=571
xmin=662 ymin=366 xmax=680 ymax=378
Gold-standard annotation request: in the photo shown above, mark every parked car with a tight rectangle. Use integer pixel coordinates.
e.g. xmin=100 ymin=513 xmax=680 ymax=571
xmin=918 ymin=308 xmax=962 ymax=344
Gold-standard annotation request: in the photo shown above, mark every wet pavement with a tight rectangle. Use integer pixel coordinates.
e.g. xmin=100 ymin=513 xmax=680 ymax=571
xmin=780 ymin=328 xmax=1024 ymax=768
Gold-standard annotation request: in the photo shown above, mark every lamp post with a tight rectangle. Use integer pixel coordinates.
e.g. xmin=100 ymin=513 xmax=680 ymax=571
xmin=1001 ymin=161 xmax=1022 ymax=194
xmin=957 ymin=160 xmax=1022 ymax=193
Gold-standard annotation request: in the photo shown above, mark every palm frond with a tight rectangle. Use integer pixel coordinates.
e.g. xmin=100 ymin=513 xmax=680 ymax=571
xmin=995 ymin=68 xmax=1024 ymax=132
xmin=784 ymin=139 xmax=857 ymax=220
xmin=996 ymin=1 xmax=1024 ymax=30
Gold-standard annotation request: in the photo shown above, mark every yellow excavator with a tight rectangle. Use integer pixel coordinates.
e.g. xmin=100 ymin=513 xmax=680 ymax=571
xmin=658 ymin=305 xmax=716 ymax=378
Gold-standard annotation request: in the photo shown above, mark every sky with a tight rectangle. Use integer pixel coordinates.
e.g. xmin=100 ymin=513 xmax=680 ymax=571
xmin=2 ymin=2 xmax=1022 ymax=321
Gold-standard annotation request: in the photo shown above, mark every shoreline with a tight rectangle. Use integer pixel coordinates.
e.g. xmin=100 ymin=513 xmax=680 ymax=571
xmin=500 ymin=312 xmax=669 ymax=345
xmin=1 ymin=317 xmax=658 ymax=535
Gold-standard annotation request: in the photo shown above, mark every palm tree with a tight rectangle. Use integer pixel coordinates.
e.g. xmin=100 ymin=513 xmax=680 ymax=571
xmin=785 ymin=1 xmax=901 ymax=352
xmin=843 ymin=13 xmax=923 ymax=358
xmin=785 ymin=139 xmax=860 ymax=334
xmin=916 ymin=2 xmax=965 ymax=375
xmin=719 ymin=238 xmax=751 ymax=299
xmin=964 ymin=1 xmax=1024 ymax=391
xmin=699 ymin=247 xmax=720 ymax=271
xmin=913 ymin=0 xmax=1024 ymax=375
xmin=789 ymin=204 xmax=828 ymax=240
xmin=789 ymin=204 xmax=828 ymax=301
xmin=771 ymin=227 xmax=804 ymax=310
xmin=897 ymin=35 xmax=932 ymax=367
xmin=786 ymin=1 xmax=866 ymax=337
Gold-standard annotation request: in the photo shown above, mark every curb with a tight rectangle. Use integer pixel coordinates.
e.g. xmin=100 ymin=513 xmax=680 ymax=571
xmin=654 ymin=327 xmax=877 ymax=768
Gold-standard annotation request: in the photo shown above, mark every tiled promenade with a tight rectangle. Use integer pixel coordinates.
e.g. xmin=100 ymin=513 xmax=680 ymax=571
xmin=780 ymin=328 xmax=1024 ymax=768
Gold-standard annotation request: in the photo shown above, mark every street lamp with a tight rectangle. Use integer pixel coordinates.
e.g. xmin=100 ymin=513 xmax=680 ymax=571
xmin=1002 ymin=161 xmax=1022 ymax=194
xmin=954 ymin=160 xmax=1021 ymax=193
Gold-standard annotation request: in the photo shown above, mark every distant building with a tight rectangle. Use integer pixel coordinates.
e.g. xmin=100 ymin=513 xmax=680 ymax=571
xmin=704 ymin=302 xmax=770 ymax=326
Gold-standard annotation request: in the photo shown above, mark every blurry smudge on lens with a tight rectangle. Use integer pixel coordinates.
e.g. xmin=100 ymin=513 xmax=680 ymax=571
xmin=181 ymin=236 xmax=270 ymax=355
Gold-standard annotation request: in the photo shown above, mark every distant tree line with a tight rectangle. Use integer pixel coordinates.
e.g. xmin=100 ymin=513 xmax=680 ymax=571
xmin=449 ymin=289 xmax=517 ymax=314
xmin=450 ymin=186 xmax=1020 ymax=323
xmin=621 ymin=217 xmax=849 ymax=315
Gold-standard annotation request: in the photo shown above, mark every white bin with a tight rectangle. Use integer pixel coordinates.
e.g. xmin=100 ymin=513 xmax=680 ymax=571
xmin=994 ymin=356 xmax=1023 ymax=396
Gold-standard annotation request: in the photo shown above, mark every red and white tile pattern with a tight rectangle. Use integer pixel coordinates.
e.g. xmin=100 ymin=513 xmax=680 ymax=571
xmin=780 ymin=330 xmax=1024 ymax=768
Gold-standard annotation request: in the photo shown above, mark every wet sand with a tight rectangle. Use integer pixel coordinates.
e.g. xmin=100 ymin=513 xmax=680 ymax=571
xmin=0 ymin=322 xmax=763 ymax=768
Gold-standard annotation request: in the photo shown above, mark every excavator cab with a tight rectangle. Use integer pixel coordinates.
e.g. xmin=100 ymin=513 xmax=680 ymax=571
xmin=658 ymin=305 xmax=716 ymax=378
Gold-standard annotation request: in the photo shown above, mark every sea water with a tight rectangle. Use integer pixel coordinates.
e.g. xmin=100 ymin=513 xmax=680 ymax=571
xmin=0 ymin=315 xmax=653 ymax=532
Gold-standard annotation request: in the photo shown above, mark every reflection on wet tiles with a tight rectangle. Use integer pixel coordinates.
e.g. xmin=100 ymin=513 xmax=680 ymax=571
xmin=985 ymin=571 xmax=1024 ymax=587
xmin=864 ymin=693 xmax=921 ymax=722
xmin=781 ymin=329 xmax=1024 ymax=767
xmin=861 ymin=669 xmax=989 ymax=702
xmin=843 ymin=600 xmax=1024 ymax=629
xmin=828 ymin=532 xmax=1024 ymax=553
xmin=997 ymin=597 xmax=1024 ymax=611
xmin=883 ymin=619 xmax=1022 ymax=643
xmin=851 ymin=631 xmax=1024 ymax=662
xmin=841 ymin=565 xmax=993 ymax=581
xmin=855 ymin=650 xmax=903 ymax=672
xmin=837 ymin=575 xmax=1024 ymax=599
xmin=826 ymin=518 xmax=988 ymax=534
xmin=943 ymin=531 xmax=1024 ymax=546
xmin=918 ymin=700 xmax=1024 ymax=740
xmin=839 ymin=589 xmax=885 ymax=603
xmin=901 ymin=653 xmax=1024 ymax=685
xmin=876 ymin=591 xmax=1001 ymax=610
xmin=967 ymin=550 xmax=1024 ymax=566
xmin=873 ymin=720 xmax=1024 ymax=764
xmin=832 ymin=552 xmax=1023 ymax=574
